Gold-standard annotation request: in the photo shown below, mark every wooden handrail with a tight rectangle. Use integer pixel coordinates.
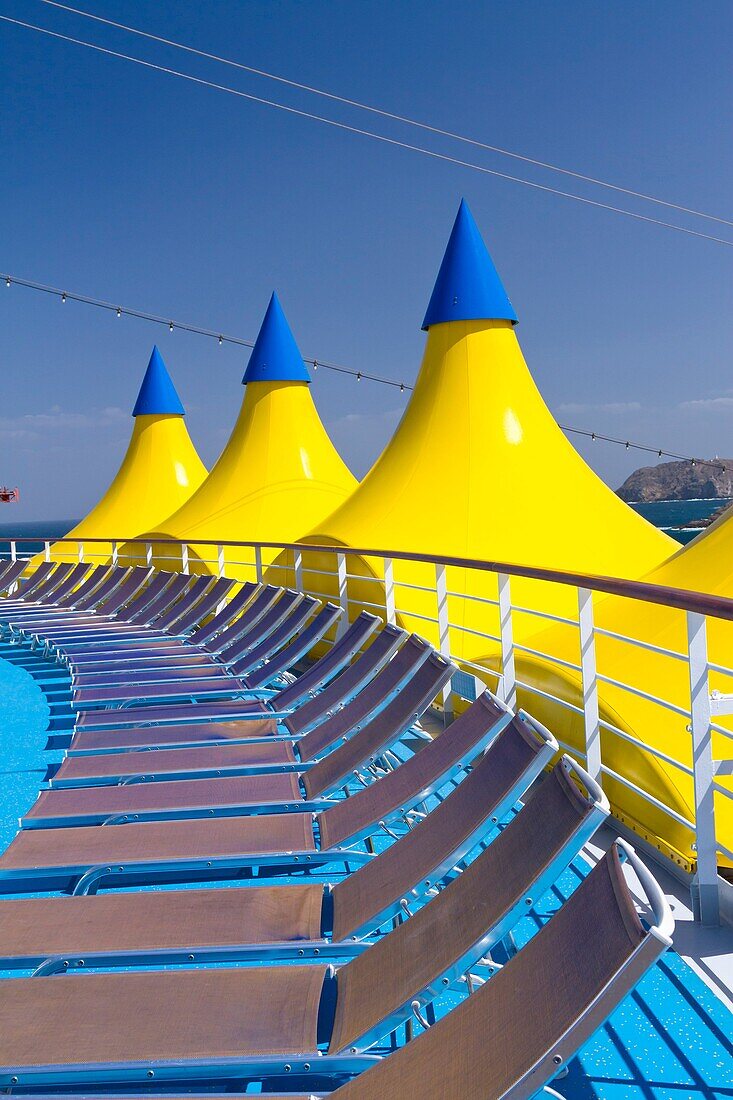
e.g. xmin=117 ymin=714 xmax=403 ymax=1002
xmin=5 ymin=534 xmax=733 ymax=622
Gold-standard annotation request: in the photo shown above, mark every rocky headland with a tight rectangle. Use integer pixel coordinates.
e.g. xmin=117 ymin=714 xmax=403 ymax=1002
xmin=616 ymin=458 xmax=733 ymax=504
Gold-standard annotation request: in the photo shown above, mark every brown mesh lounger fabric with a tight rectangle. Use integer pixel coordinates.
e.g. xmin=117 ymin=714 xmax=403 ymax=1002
xmin=68 ymin=620 xmax=404 ymax=734
xmin=25 ymin=774 xmax=304 ymax=823
xmin=6 ymin=565 xmax=118 ymax=621
xmin=0 ymin=885 xmax=324 ymax=961
xmin=53 ymin=688 xmax=506 ymax=787
xmin=0 ymin=754 xmax=605 ymax=976
xmin=61 ymin=580 xmax=262 ymax=667
xmin=0 ymin=812 xmax=317 ymax=886
xmin=27 ymin=641 xmax=453 ymax=825
xmin=0 ymin=842 xmax=671 ymax=1094
xmin=67 ymin=713 xmax=279 ymax=753
xmin=0 ymin=965 xmax=328 ymax=1068
xmin=52 ymin=740 xmax=298 ymax=782
xmin=0 ymin=563 xmax=91 ymax=616
xmin=0 ymin=701 xmax=556 ymax=901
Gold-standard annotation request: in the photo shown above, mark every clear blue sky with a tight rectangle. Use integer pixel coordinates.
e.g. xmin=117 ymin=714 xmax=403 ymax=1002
xmin=1 ymin=0 xmax=732 ymax=520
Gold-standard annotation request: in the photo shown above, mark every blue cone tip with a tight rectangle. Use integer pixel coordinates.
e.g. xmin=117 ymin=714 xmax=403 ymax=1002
xmin=132 ymin=346 xmax=186 ymax=416
xmin=422 ymin=199 xmax=518 ymax=330
xmin=242 ymin=293 xmax=311 ymax=384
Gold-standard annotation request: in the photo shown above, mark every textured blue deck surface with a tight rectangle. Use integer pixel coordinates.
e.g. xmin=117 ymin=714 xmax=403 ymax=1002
xmin=0 ymin=650 xmax=731 ymax=1099
xmin=0 ymin=651 xmax=51 ymax=852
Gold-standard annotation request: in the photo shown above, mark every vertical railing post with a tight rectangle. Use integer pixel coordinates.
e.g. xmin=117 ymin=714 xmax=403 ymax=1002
xmin=77 ymin=541 xmax=84 ymax=563
xmin=44 ymin=540 xmax=51 ymax=563
xmin=9 ymin=540 xmax=16 ymax=562
xmin=577 ymin=587 xmax=602 ymax=784
xmin=293 ymin=549 xmax=303 ymax=593
xmin=217 ymin=544 xmax=225 ymax=579
xmin=145 ymin=542 xmax=153 ymax=568
xmin=111 ymin=540 xmax=118 ymax=566
xmin=435 ymin=563 xmax=454 ymax=725
xmin=687 ymin=611 xmax=719 ymax=925
xmin=497 ymin=572 xmax=516 ymax=712
xmin=181 ymin=543 xmax=190 ymax=575
xmin=254 ymin=545 xmax=263 ymax=585
xmin=384 ymin=557 xmax=396 ymax=626
xmin=336 ymin=552 xmax=349 ymax=637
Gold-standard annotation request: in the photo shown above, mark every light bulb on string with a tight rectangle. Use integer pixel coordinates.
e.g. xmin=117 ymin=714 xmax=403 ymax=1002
xmin=116 ymin=307 xmax=122 ymax=317
xmin=5 ymin=277 xmax=10 ymax=288
xmin=218 ymin=335 xmax=223 ymax=345
xmin=169 ymin=321 xmax=174 ymax=332
xmin=61 ymin=292 xmax=66 ymax=303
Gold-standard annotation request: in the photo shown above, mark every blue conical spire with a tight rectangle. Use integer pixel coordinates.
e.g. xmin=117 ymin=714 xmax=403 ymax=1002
xmin=422 ymin=200 xmax=517 ymax=330
xmin=243 ymin=293 xmax=311 ymax=384
xmin=132 ymin=346 xmax=186 ymax=416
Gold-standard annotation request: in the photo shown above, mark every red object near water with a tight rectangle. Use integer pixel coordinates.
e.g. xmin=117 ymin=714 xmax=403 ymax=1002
xmin=0 ymin=486 xmax=19 ymax=503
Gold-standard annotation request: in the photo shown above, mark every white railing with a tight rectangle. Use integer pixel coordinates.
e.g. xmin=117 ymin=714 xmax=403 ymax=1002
xmin=1 ymin=533 xmax=731 ymax=926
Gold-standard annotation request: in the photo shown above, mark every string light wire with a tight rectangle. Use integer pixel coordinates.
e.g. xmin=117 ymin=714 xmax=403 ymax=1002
xmin=2 ymin=267 xmax=724 ymax=472
xmin=35 ymin=0 xmax=733 ymax=230
xmin=2 ymin=14 xmax=733 ymax=248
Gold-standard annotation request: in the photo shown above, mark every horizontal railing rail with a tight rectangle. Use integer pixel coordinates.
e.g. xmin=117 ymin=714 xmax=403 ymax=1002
xmin=1 ymin=532 xmax=731 ymax=926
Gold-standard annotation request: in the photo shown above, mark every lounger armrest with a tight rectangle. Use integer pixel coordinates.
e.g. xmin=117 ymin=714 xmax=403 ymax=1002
xmin=515 ymin=709 xmax=559 ymax=754
xmin=615 ymin=838 xmax=675 ymax=943
xmin=560 ymin=756 xmax=610 ymax=814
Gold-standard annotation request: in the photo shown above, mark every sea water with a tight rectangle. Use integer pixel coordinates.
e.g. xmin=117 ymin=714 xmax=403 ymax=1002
xmin=2 ymin=501 xmax=730 ymax=552
xmin=629 ymin=499 xmax=731 ymax=545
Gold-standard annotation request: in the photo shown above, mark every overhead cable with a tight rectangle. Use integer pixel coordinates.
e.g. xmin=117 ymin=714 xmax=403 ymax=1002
xmin=2 ymin=267 xmax=724 ymax=471
xmin=35 ymin=0 xmax=733 ymax=230
xmin=2 ymin=14 xmax=733 ymax=248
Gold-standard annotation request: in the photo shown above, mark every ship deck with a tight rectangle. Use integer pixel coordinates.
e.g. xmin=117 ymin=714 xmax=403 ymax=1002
xmin=0 ymin=633 xmax=730 ymax=1100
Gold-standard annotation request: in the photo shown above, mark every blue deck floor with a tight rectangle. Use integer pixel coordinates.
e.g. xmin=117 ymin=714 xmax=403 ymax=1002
xmin=0 ymin=649 xmax=731 ymax=1099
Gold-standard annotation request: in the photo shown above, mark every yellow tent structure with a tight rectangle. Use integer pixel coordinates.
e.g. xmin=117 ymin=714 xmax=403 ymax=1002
xmin=508 ymin=501 xmax=733 ymax=871
xmin=144 ymin=294 xmax=357 ymax=578
xmin=298 ymin=200 xmax=723 ymax=867
xmin=300 ymin=200 xmax=674 ymax=653
xmin=52 ymin=347 xmax=207 ymax=564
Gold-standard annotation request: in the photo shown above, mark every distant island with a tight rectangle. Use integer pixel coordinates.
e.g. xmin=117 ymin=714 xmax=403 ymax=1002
xmin=616 ymin=458 xmax=733 ymax=504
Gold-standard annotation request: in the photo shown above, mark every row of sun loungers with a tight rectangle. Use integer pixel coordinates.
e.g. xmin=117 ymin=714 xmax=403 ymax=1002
xmin=0 ymin=557 xmax=675 ymax=1095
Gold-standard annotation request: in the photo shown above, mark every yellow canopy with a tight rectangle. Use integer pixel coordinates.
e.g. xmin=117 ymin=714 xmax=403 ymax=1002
xmin=51 ymin=348 xmax=207 ymax=564
xmin=300 ymin=202 xmax=673 ymax=653
xmin=144 ymin=295 xmax=356 ymax=577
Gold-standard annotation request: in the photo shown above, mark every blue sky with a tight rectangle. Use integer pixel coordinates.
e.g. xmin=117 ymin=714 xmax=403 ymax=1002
xmin=1 ymin=0 xmax=732 ymax=520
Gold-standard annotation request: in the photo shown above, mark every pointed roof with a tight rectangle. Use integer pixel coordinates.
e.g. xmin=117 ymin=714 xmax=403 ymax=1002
xmin=243 ymin=293 xmax=311 ymax=385
xmin=422 ymin=199 xmax=518 ymax=330
xmin=132 ymin=346 xmax=186 ymax=417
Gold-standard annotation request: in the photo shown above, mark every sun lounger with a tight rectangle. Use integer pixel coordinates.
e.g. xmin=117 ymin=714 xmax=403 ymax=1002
xmin=2 ymin=750 xmax=606 ymax=977
xmin=69 ymin=592 xmax=320 ymax=698
xmin=0 ymin=560 xmax=60 ymax=602
xmin=0 ymin=558 xmax=28 ymax=593
xmin=0 ymin=833 xmax=667 ymax=1093
xmin=2 ymin=567 xmax=121 ymax=644
xmin=67 ymin=620 xmax=406 ymax=738
xmin=23 ymin=639 xmax=453 ymax=825
xmin=0 ymin=561 xmax=74 ymax=611
xmin=0 ymin=699 xmax=554 ymax=896
xmin=36 ymin=571 xmax=191 ymax=646
xmin=70 ymin=599 xmax=341 ymax=697
xmin=52 ymin=580 xmax=263 ymax=673
xmin=0 ymin=563 xmax=92 ymax=620
xmin=54 ymin=611 xmax=382 ymax=755
xmin=7 ymin=565 xmax=118 ymax=622
xmin=28 ymin=568 xmax=165 ymax=647
xmin=55 ymin=580 xmax=278 ymax=663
